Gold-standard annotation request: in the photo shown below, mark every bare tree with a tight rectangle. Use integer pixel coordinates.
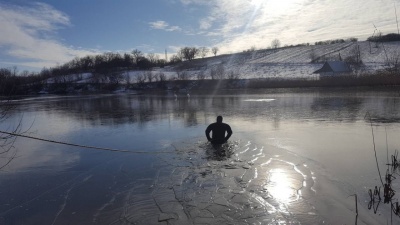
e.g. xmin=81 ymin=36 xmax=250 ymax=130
xmin=123 ymin=53 xmax=133 ymax=68
xmin=20 ymin=70 xmax=30 ymax=77
xmin=271 ymin=39 xmax=281 ymax=49
xmin=131 ymin=49 xmax=143 ymax=65
xmin=135 ymin=73 xmax=146 ymax=86
xmin=156 ymin=58 xmax=166 ymax=67
xmin=210 ymin=68 xmax=216 ymax=80
xmin=180 ymin=47 xmax=199 ymax=61
xmin=145 ymin=71 xmax=155 ymax=82
xmin=348 ymin=37 xmax=358 ymax=42
xmin=227 ymin=70 xmax=241 ymax=79
xmin=147 ymin=53 xmax=159 ymax=65
xmin=154 ymin=55 xmax=160 ymax=65
xmin=215 ymin=64 xmax=225 ymax=79
xmin=177 ymin=70 xmax=190 ymax=80
xmin=211 ymin=64 xmax=225 ymax=80
xmin=180 ymin=47 xmax=190 ymax=61
xmin=344 ymin=44 xmax=362 ymax=67
xmin=170 ymin=54 xmax=182 ymax=64
xmin=199 ymin=47 xmax=209 ymax=58
xmin=197 ymin=70 xmax=206 ymax=80
xmin=157 ymin=72 xmax=166 ymax=82
xmin=11 ymin=66 xmax=18 ymax=76
xmin=0 ymin=98 xmax=23 ymax=169
xmin=384 ymin=50 xmax=400 ymax=73
xmin=124 ymin=72 xmax=131 ymax=87
xmin=147 ymin=53 xmax=155 ymax=64
xmin=212 ymin=47 xmax=219 ymax=56
xmin=176 ymin=51 xmax=184 ymax=61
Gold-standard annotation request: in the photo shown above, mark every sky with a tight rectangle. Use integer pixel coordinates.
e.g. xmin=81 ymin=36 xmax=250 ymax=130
xmin=1 ymin=0 xmax=400 ymax=71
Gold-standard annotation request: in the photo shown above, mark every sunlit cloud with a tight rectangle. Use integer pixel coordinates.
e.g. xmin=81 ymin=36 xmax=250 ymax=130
xmin=149 ymin=20 xmax=182 ymax=32
xmin=0 ymin=2 xmax=100 ymax=69
xmin=183 ymin=0 xmax=400 ymax=54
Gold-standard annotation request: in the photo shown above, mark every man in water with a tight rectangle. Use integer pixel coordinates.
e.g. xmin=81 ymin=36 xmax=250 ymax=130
xmin=205 ymin=116 xmax=232 ymax=145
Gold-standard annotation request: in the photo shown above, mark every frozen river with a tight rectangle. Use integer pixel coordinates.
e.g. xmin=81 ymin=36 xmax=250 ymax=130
xmin=1 ymin=88 xmax=400 ymax=224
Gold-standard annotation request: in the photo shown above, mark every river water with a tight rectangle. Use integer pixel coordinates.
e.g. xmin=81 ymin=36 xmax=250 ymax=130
xmin=0 ymin=87 xmax=400 ymax=225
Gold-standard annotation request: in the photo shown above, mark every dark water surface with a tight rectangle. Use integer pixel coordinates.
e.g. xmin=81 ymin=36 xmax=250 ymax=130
xmin=1 ymin=88 xmax=400 ymax=224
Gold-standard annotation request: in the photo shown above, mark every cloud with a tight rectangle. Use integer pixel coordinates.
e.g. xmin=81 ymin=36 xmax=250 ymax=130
xmin=199 ymin=17 xmax=215 ymax=30
xmin=149 ymin=20 xmax=182 ymax=32
xmin=182 ymin=0 xmax=400 ymax=54
xmin=179 ymin=0 xmax=206 ymax=5
xmin=0 ymin=2 xmax=100 ymax=69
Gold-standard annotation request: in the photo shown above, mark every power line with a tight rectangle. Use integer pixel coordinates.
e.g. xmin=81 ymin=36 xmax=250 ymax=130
xmin=0 ymin=130 xmax=174 ymax=154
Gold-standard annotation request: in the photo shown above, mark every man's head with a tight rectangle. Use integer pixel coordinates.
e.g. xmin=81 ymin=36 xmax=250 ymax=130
xmin=216 ymin=115 xmax=223 ymax=123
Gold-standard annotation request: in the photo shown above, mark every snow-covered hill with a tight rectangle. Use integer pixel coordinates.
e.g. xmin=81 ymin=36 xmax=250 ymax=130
xmin=50 ymin=41 xmax=400 ymax=85
xmin=150 ymin=41 xmax=400 ymax=80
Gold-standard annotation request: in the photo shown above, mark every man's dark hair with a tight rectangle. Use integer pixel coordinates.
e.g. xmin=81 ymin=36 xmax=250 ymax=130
xmin=217 ymin=116 xmax=223 ymax=123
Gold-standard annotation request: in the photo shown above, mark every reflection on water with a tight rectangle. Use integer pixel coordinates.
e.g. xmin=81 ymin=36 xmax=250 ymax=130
xmin=0 ymin=88 xmax=400 ymax=224
xmin=268 ymin=168 xmax=300 ymax=203
xmin=6 ymin=88 xmax=400 ymax=127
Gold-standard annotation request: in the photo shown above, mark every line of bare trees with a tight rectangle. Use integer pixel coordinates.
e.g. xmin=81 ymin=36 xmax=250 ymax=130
xmin=37 ymin=46 xmax=220 ymax=84
xmin=172 ymin=46 xmax=219 ymax=62
xmin=0 ymin=45 xmax=221 ymax=94
xmin=133 ymin=71 xmax=167 ymax=87
xmin=0 ymin=67 xmax=46 ymax=95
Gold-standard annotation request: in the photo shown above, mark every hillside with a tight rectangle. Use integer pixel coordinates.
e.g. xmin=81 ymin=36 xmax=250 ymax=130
xmin=144 ymin=41 xmax=400 ymax=80
xmin=43 ymin=41 xmax=400 ymax=85
xmin=35 ymin=40 xmax=400 ymax=94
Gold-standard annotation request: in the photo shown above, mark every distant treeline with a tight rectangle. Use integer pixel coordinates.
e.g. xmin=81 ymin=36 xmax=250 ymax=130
xmin=0 ymin=68 xmax=45 ymax=95
xmin=44 ymin=52 xmax=166 ymax=78
xmin=367 ymin=33 xmax=400 ymax=42
xmin=0 ymin=46 xmax=218 ymax=84
xmin=314 ymin=38 xmax=358 ymax=46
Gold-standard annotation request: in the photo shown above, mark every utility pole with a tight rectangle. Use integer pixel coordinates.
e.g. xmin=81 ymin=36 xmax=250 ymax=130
xmin=395 ymin=1 xmax=400 ymax=35
xmin=165 ymin=49 xmax=168 ymax=62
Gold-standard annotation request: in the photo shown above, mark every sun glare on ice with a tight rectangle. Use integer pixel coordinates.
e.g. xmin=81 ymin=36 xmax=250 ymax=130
xmin=268 ymin=169 xmax=298 ymax=203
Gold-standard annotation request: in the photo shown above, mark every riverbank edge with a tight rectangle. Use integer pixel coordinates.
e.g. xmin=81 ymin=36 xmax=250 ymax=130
xmin=4 ymin=73 xmax=400 ymax=96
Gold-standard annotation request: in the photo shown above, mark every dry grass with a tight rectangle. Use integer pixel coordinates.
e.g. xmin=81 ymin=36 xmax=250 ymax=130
xmin=169 ymin=72 xmax=400 ymax=90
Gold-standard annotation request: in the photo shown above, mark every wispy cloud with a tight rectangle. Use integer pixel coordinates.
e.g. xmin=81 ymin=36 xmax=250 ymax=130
xmin=149 ymin=20 xmax=182 ymax=32
xmin=199 ymin=18 xmax=213 ymax=30
xmin=0 ymin=2 xmax=99 ymax=69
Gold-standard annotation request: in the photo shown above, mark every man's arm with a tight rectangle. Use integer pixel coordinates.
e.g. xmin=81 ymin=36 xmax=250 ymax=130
xmin=224 ymin=125 xmax=232 ymax=142
xmin=205 ymin=125 xmax=212 ymax=141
